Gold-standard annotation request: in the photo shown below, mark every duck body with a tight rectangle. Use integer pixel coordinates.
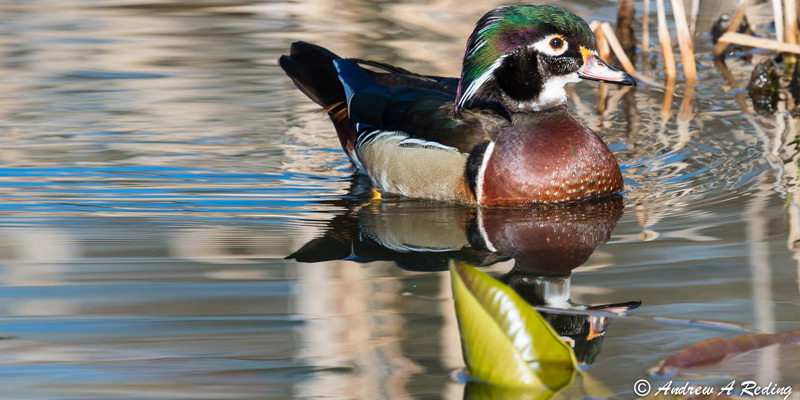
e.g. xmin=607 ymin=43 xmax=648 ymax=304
xmin=279 ymin=5 xmax=634 ymax=206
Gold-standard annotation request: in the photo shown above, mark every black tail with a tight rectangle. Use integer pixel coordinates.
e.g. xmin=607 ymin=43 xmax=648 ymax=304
xmin=279 ymin=41 xmax=357 ymax=157
xmin=278 ymin=41 xmax=345 ymax=109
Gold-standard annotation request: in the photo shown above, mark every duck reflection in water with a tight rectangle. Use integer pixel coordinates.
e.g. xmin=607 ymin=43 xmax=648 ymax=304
xmin=288 ymin=177 xmax=639 ymax=365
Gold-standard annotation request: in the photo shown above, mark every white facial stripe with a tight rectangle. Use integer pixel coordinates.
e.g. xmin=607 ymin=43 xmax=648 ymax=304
xmin=460 ymin=31 xmax=577 ymax=109
xmin=530 ymin=34 xmax=569 ymax=57
xmin=458 ymin=54 xmax=507 ymax=108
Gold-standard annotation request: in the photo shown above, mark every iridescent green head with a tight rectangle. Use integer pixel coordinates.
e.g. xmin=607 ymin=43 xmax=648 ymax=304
xmin=455 ymin=5 xmax=635 ymax=113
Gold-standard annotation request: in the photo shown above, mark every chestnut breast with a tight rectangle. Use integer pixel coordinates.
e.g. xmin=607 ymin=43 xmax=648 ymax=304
xmin=480 ymin=106 xmax=623 ymax=205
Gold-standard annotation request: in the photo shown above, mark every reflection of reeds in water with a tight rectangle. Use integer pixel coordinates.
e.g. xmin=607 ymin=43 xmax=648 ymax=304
xmin=293 ymin=259 xmax=422 ymax=399
xmin=0 ymin=1 xmax=320 ymax=174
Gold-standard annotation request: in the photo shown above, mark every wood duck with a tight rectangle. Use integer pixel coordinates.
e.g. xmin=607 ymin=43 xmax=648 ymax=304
xmin=280 ymin=5 xmax=635 ymax=206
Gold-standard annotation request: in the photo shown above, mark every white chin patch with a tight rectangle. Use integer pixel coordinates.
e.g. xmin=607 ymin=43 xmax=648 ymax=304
xmin=519 ymin=72 xmax=580 ymax=111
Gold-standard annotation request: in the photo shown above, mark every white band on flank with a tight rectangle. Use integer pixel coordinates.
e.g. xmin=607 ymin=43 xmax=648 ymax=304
xmin=354 ymin=130 xmax=461 ymax=174
xmin=371 ymin=237 xmax=458 ymax=253
xmin=357 ymin=130 xmax=460 ymax=152
xmin=356 ymin=129 xmax=401 ymax=149
xmin=398 ymin=137 xmax=459 ymax=152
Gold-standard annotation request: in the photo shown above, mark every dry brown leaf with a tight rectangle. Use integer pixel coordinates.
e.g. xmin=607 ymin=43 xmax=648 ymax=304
xmin=651 ymin=330 xmax=800 ymax=378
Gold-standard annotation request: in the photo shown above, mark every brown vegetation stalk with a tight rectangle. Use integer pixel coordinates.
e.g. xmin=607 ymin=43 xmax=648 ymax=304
xmin=670 ymin=0 xmax=698 ymax=84
xmin=689 ymin=0 xmax=700 ymax=39
xmin=596 ymin=27 xmax=611 ymax=114
xmin=773 ymin=0 xmax=785 ymax=42
xmin=717 ymin=32 xmax=800 ymax=54
xmin=656 ymin=0 xmax=677 ymax=81
xmin=616 ymin=0 xmax=637 ymax=58
xmin=785 ymin=0 xmax=799 ymax=63
xmin=600 ymin=23 xmax=660 ymax=86
xmin=642 ymin=0 xmax=651 ymax=52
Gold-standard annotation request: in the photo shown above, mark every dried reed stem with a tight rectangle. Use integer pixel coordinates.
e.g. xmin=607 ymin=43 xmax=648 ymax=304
xmin=656 ymin=0 xmax=677 ymax=81
xmin=642 ymin=0 xmax=651 ymax=52
xmin=785 ymin=0 xmax=798 ymax=43
xmin=599 ymin=22 xmax=660 ymax=86
xmin=670 ymin=0 xmax=698 ymax=84
xmin=773 ymin=0 xmax=785 ymax=43
xmin=616 ymin=0 xmax=637 ymax=57
xmin=596 ymin=26 xmax=611 ymax=114
xmin=713 ymin=0 xmax=750 ymax=56
xmin=717 ymin=32 xmax=800 ymax=54
xmin=785 ymin=0 xmax=798 ymax=63
xmin=597 ymin=26 xmax=612 ymax=62
xmin=689 ymin=0 xmax=700 ymax=39
xmin=600 ymin=23 xmax=636 ymax=72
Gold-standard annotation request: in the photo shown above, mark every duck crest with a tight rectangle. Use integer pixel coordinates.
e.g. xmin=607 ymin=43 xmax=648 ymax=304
xmin=455 ymin=5 xmax=596 ymax=112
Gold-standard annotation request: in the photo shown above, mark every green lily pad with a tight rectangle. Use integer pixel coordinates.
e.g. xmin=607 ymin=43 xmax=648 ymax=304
xmin=450 ymin=261 xmax=577 ymax=389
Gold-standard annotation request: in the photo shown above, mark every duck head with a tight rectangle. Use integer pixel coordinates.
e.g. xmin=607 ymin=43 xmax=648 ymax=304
xmin=455 ymin=5 xmax=636 ymax=113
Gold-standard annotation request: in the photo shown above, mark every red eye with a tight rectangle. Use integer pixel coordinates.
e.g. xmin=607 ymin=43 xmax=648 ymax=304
xmin=549 ymin=37 xmax=564 ymax=50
